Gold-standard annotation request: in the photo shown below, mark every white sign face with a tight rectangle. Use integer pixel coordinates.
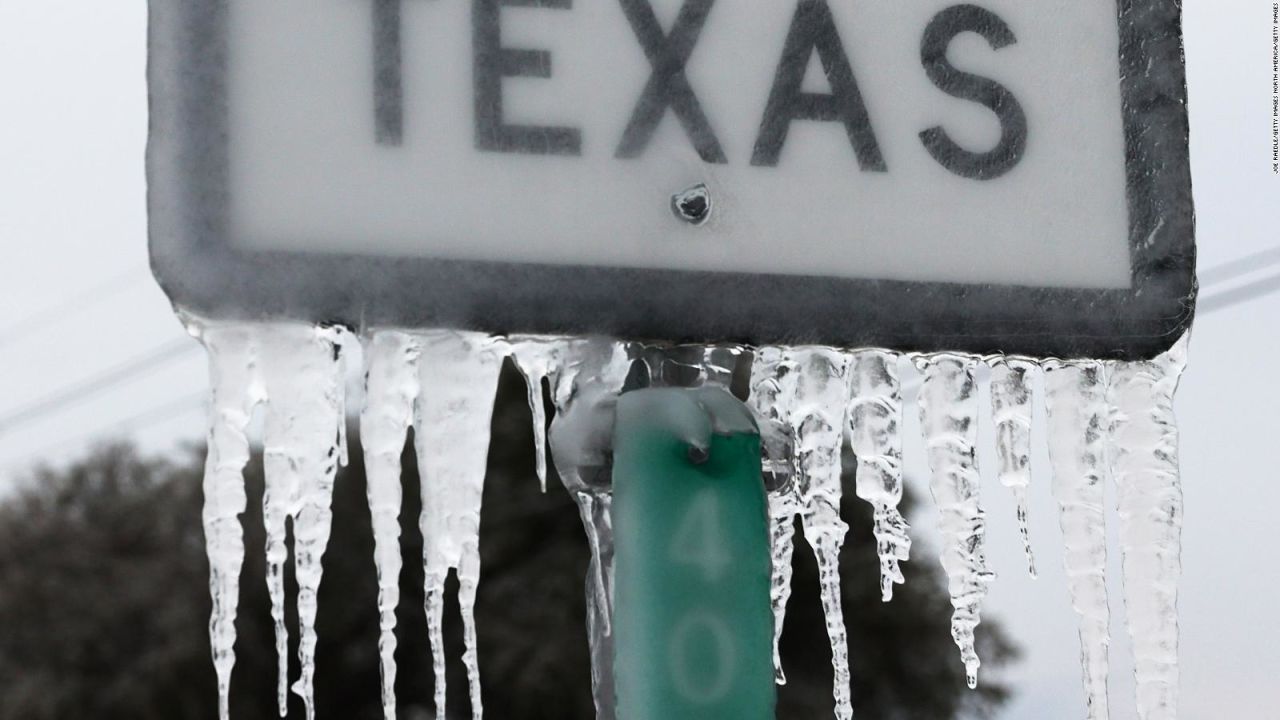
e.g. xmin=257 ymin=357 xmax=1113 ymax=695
xmin=148 ymin=0 xmax=1195 ymax=359
xmin=225 ymin=0 xmax=1131 ymax=289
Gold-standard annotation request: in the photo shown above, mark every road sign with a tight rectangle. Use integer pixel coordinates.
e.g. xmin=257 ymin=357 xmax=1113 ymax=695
xmin=148 ymin=0 xmax=1195 ymax=359
xmin=612 ymin=388 xmax=774 ymax=719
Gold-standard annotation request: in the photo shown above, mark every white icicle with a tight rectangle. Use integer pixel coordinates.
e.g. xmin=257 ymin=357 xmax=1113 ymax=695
xmin=198 ymin=326 xmax=262 ymax=720
xmin=259 ymin=324 xmax=348 ymax=720
xmin=1108 ymin=335 xmax=1189 ymax=720
xmin=765 ymin=497 xmax=799 ymax=684
xmin=360 ymin=332 xmax=421 ymax=720
xmin=915 ymin=353 xmax=994 ymax=689
xmin=262 ymin=395 xmax=295 ymax=719
xmin=791 ymin=348 xmax=855 ymax=719
xmin=749 ymin=346 xmax=859 ymax=712
xmin=848 ymin=349 xmax=912 ymax=602
xmin=988 ymin=357 xmax=1039 ymax=578
xmin=1044 ymin=359 xmax=1113 ymax=720
xmin=414 ymin=330 xmax=508 ymax=720
xmin=746 ymin=346 xmax=799 ymax=685
xmin=510 ymin=336 xmax=574 ymax=493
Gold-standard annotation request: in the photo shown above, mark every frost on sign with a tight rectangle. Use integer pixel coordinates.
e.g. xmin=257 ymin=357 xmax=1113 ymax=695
xmin=149 ymin=0 xmax=1194 ymax=360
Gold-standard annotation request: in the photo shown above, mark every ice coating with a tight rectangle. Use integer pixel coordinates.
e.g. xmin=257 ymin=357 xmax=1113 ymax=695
xmin=359 ymin=332 xmax=421 ymax=720
xmin=1044 ymin=359 xmax=1113 ymax=720
xmin=1108 ymin=336 xmax=1188 ymax=720
xmin=700 ymin=345 xmax=743 ymax=388
xmin=547 ymin=339 xmax=633 ymax=720
xmin=914 ymin=353 xmax=994 ymax=689
xmin=629 ymin=343 xmax=744 ymax=391
xmin=258 ymin=338 xmax=298 ymax=718
xmin=260 ymin=325 xmax=348 ymax=720
xmin=414 ymin=330 xmax=509 ymax=720
xmin=988 ymin=357 xmax=1039 ymax=578
xmin=198 ymin=326 xmax=261 ymax=720
xmin=752 ymin=347 xmax=856 ymax=718
xmin=793 ymin=349 xmax=855 ymax=719
xmin=847 ymin=350 xmax=912 ymax=602
xmin=746 ymin=346 xmax=800 ymax=685
xmin=510 ymin=336 xmax=574 ymax=493
xmin=195 ymin=322 xmax=347 ymax=720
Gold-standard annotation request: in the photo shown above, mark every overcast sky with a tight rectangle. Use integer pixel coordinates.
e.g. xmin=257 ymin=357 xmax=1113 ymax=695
xmin=0 ymin=1 xmax=1277 ymax=718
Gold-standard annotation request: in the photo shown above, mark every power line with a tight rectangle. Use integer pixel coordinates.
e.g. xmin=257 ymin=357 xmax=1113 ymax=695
xmin=0 ymin=337 xmax=200 ymax=436
xmin=1197 ymin=271 xmax=1280 ymax=315
xmin=0 ymin=266 xmax=149 ymax=349
xmin=25 ymin=392 xmax=207 ymax=465
xmin=0 ymin=392 xmax=207 ymax=482
xmin=1197 ymin=246 xmax=1280 ymax=286
xmin=113 ymin=391 xmax=207 ymax=433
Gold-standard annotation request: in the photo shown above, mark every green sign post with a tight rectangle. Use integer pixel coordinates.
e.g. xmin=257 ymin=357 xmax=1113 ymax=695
xmin=612 ymin=388 xmax=775 ymax=720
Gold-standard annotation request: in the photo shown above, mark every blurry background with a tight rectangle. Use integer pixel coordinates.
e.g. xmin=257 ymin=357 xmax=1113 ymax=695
xmin=0 ymin=0 xmax=1276 ymax=718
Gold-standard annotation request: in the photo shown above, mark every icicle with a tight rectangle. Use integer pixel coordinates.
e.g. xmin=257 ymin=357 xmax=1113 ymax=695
xmin=547 ymin=338 xmax=633 ymax=720
xmin=748 ymin=346 xmax=861 ymax=711
xmin=551 ymin=339 xmax=630 ymax=637
xmin=746 ymin=346 xmax=799 ymax=685
xmin=915 ymin=353 xmax=994 ymax=690
xmin=259 ymin=325 xmax=347 ymax=720
xmin=360 ymin=332 xmax=421 ymax=720
xmin=765 ymin=500 xmax=798 ymax=685
xmin=510 ymin=336 xmax=576 ymax=493
xmin=197 ymin=326 xmax=262 ymax=720
xmin=988 ymin=357 xmax=1039 ymax=578
xmin=1043 ymin=359 xmax=1112 ymax=720
xmin=1108 ymin=335 xmax=1189 ymax=720
xmin=261 ymin=381 xmax=295 ymax=719
xmin=336 ymin=333 xmax=351 ymax=468
xmin=791 ymin=349 xmax=855 ymax=719
xmin=749 ymin=347 xmax=856 ymax=716
xmin=848 ymin=350 xmax=912 ymax=602
xmin=414 ymin=330 xmax=508 ymax=720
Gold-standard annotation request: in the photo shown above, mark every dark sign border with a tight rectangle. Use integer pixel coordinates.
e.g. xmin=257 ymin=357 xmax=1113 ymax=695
xmin=147 ymin=0 xmax=1195 ymax=361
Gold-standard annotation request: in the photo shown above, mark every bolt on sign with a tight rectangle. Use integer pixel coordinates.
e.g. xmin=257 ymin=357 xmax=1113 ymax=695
xmin=148 ymin=0 xmax=1195 ymax=359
